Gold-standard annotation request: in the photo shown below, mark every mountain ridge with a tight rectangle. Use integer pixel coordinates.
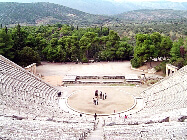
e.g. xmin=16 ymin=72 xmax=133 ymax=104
xmin=0 ymin=2 xmax=117 ymax=26
xmin=116 ymin=9 xmax=187 ymax=22
xmin=1 ymin=0 xmax=187 ymax=15
xmin=0 ymin=2 xmax=187 ymax=26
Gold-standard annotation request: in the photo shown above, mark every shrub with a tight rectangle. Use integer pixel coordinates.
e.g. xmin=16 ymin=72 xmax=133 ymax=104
xmin=154 ymin=61 xmax=167 ymax=74
xmin=173 ymin=58 xmax=185 ymax=69
xmin=130 ymin=57 xmax=143 ymax=68
xmin=81 ymin=57 xmax=88 ymax=63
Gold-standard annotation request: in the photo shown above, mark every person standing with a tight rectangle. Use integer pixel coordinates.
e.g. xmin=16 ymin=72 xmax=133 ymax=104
xmin=100 ymin=91 xmax=102 ymax=99
xmin=105 ymin=93 xmax=107 ymax=99
xmin=103 ymin=94 xmax=105 ymax=100
xmin=94 ymin=113 xmax=97 ymax=120
xmin=93 ymin=98 xmax=96 ymax=105
xmin=124 ymin=115 xmax=127 ymax=122
xmin=95 ymin=90 xmax=98 ymax=97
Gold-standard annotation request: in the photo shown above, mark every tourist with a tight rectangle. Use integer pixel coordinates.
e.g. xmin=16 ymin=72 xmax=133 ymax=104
xmin=105 ymin=93 xmax=107 ymax=99
xmin=94 ymin=113 xmax=97 ymax=120
xmin=93 ymin=98 xmax=97 ymax=105
xmin=96 ymin=98 xmax=98 ymax=105
xmin=100 ymin=91 xmax=102 ymax=99
xmin=124 ymin=115 xmax=127 ymax=122
xmin=103 ymin=94 xmax=105 ymax=100
xmin=95 ymin=90 xmax=98 ymax=97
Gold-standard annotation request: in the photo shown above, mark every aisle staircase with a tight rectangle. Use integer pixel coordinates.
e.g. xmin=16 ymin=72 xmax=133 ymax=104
xmin=87 ymin=117 xmax=104 ymax=140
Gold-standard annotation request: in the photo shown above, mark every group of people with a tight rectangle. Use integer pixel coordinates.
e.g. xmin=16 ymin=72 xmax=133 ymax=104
xmin=92 ymin=90 xmax=127 ymax=121
xmin=93 ymin=90 xmax=107 ymax=105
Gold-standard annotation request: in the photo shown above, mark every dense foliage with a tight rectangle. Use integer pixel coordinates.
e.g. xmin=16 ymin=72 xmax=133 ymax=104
xmin=0 ymin=2 xmax=187 ymax=74
xmin=0 ymin=24 xmax=133 ymax=66
xmin=131 ymin=32 xmax=187 ymax=70
xmin=0 ymin=24 xmax=186 ymax=71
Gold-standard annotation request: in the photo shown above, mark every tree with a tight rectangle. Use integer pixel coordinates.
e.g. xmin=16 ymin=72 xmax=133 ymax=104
xmin=0 ymin=27 xmax=14 ymax=59
xmin=107 ymin=30 xmax=120 ymax=48
xmin=173 ymin=57 xmax=185 ymax=68
xmin=55 ymin=45 xmax=66 ymax=62
xmin=170 ymin=38 xmax=183 ymax=63
xmin=35 ymin=36 xmax=48 ymax=60
xmin=132 ymin=33 xmax=166 ymax=68
xmin=79 ymin=32 xmax=99 ymax=62
xmin=169 ymin=38 xmax=187 ymax=68
xmin=100 ymin=30 xmax=120 ymax=61
xmin=18 ymin=46 xmax=40 ymax=67
xmin=116 ymin=41 xmax=133 ymax=60
xmin=12 ymin=24 xmax=28 ymax=51
xmin=132 ymin=34 xmax=151 ymax=67
xmin=11 ymin=24 xmax=28 ymax=63
xmin=58 ymin=36 xmax=80 ymax=62
xmin=131 ymin=56 xmax=143 ymax=68
xmin=160 ymin=36 xmax=173 ymax=59
xmin=150 ymin=32 xmax=161 ymax=59
xmin=44 ymin=38 xmax=58 ymax=62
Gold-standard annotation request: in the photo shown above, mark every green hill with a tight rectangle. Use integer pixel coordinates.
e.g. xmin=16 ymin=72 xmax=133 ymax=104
xmin=116 ymin=9 xmax=187 ymax=22
xmin=1 ymin=3 xmax=187 ymax=27
xmin=0 ymin=2 xmax=117 ymax=26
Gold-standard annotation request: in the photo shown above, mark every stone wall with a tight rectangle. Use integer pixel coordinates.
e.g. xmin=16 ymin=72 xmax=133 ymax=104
xmin=166 ymin=64 xmax=178 ymax=76
xmin=25 ymin=63 xmax=36 ymax=75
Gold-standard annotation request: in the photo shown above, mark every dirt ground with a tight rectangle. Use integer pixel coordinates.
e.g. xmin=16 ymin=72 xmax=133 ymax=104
xmin=67 ymin=86 xmax=145 ymax=115
xmin=36 ymin=61 xmax=160 ymax=115
xmin=37 ymin=61 xmax=159 ymax=86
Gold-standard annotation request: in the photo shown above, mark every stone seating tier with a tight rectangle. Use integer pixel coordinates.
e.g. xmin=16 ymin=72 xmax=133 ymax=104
xmin=103 ymin=121 xmax=187 ymax=139
xmin=0 ymin=55 xmax=187 ymax=139
xmin=0 ymin=116 xmax=94 ymax=140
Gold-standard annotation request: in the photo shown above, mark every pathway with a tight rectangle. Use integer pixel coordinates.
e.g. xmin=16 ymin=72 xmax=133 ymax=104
xmin=86 ymin=117 xmax=104 ymax=140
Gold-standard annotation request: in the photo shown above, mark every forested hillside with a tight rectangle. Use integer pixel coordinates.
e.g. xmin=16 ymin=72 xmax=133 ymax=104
xmin=0 ymin=2 xmax=187 ymax=73
xmin=116 ymin=9 xmax=187 ymax=22
xmin=0 ymin=2 xmax=117 ymax=26
xmin=0 ymin=24 xmax=186 ymax=73
xmin=1 ymin=3 xmax=187 ymax=27
xmin=0 ymin=24 xmax=133 ymax=66
xmin=112 ymin=10 xmax=187 ymax=45
xmin=1 ymin=0 xmax=187 ymax=15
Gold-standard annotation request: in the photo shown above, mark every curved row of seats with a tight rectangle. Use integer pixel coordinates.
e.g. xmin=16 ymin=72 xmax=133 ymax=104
xmin=103 ymin=121 xmax=187 ymax=139
xmin=0 ymin=59 xmax=59 ymax=102
xmin=0 ymin=116 xmax=94 ymax=140
xmin=0 ymin=55 xmax=96 ymax=139
xmin=103 ymin=65 xmax=187 ymax=139
xmin=0 ymin=56 xmax=62 ymax=118
xmin=119 ymin=65 xmax=187 ymax=123
xmin=0 ymin=54 xmax=186 ymax=139
xmin=140 ymin=66 xmax=187 ymax=117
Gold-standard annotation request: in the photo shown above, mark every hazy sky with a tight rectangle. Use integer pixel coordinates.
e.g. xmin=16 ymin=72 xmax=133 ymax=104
xmin=111 ymin=0 xmax=187 ymax=2
xmin=0 ymin=0 xmax=187 ymax=2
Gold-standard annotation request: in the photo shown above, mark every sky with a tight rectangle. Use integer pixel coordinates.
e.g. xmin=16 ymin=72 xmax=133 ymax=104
xmin=111 ymin=0 xmax=187 ymax=2
xmin=0 ymin=0 xmax=187 ymax=2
